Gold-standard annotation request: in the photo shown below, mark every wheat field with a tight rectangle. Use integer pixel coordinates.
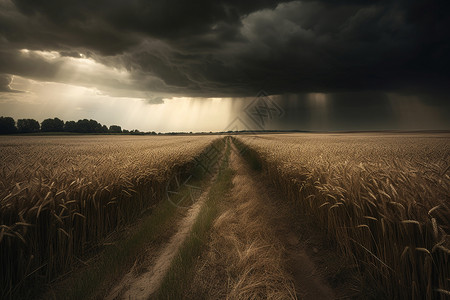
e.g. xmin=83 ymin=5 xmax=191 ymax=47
xmin=0 ymin=135 xmax=219 ymax=296
xmin=236 ymin=133 xmax=450 ymax=299
xmin=1 ymin=134 xmax=449 ymax=299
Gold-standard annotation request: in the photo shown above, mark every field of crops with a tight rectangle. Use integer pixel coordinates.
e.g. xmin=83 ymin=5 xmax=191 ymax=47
xmin=0 ymin=135 xmax=219 ymax=296
xmin=236 ymin=133 xmax=450 ymax=299
xmin=1 ymin=133 xmax=449 ymax=299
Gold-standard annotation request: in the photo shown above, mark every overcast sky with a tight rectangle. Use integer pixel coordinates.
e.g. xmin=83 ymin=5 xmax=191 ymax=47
xmin=0 ymin=0 xmax=449 ymax=132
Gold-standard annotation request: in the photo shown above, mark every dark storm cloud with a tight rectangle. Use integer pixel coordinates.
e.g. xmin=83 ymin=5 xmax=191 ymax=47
xmin=0 ymin=0 xmax=139 ymax=55
xmin=0 ymin=50 xmax=61 ymax=80
xmin=0 ymin=0 xmax=449 ymax=97
xmin=10 ymin=0 xmax=280 ymax=37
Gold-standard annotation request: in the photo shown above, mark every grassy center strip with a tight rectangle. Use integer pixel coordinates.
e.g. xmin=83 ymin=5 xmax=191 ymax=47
xmin=154 ymin=140 xmax=234 ymax=300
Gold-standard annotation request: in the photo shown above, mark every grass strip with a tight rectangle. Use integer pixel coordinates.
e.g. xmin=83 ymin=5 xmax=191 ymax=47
xmin=154 ymin=141 xmax=234 ymax=299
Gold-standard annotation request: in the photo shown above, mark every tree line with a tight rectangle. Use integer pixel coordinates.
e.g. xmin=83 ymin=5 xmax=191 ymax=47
xmin=0 ymin=116 xmax=149 ymax=134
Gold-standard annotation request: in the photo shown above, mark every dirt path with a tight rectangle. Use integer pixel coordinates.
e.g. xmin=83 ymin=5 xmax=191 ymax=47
xmin=106 ymin=183 xmax=213 ymax=300
xmin=188 ymin=143 xmax=335 ymax=299
xmin=106 ymin=139 xmax=356 ymax=299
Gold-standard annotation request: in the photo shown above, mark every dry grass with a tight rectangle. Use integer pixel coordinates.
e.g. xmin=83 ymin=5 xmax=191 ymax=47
xmin=0 ymin=135 xmax=219 ymax=297
xmin=236 ymin=133 xmax=450 ymax=299
xmin=212 ymin=209 xmax=297 ymax=300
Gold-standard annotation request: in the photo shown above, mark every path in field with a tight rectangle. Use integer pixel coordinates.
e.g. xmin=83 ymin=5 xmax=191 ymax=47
xmin=188 ymin=142 xmax=336 ymax=299
xmin=107 ymin=138 xmax=355 ymax=299
xmin=106 ymin=184 xmax=212 ymax=300
xmin=104 ymin=144 xmax=228 ymax=300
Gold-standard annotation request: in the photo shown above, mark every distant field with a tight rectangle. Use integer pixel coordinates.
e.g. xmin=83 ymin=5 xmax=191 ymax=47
xmin=0 ymin=135 xmax=219 ymax=296
xmin=236 ymin=133 xmax=450 ymax=299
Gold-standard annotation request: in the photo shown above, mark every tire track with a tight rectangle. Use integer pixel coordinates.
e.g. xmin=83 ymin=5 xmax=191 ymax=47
xmin=106 ymin=186 xmax=211 ymax=300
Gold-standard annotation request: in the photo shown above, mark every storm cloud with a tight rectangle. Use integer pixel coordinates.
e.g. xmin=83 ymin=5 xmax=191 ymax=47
xmin=0 ymin=0 xmax=448 ymax=97
xmin=0 ymin=0 xmax=449 ymax=131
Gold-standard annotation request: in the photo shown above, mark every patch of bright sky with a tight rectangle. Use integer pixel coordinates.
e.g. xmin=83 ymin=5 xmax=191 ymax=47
xmin=5 ymin=76 xmax=234 ymax=132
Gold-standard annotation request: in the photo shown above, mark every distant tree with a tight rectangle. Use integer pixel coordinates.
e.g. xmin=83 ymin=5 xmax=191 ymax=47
xmin=63 ymin=119 xmax=109 ymax=133
xmin=0 ymin=116 xmax=17 ymax=134
xmin=17 ymin=118 xmax=40 ymax=133
xmin=75 ymin=119 xmax=89 ymax=133
xmin=41 ymin=117 xmax=64 ymax=132
xmin=89 ymin=119 xmax=103 ymax=133
xmin=64 ymin=120 xmax=77 ymax=132
xmin=74 ymin=119 xmax=103 ymax=133
xmin=74 ymin=119 xmax=85 ymax=133
xmin=109 ymin=125 xmax=122 ymax=133
xmin=122 ymin=129 xmax=129 ymax=134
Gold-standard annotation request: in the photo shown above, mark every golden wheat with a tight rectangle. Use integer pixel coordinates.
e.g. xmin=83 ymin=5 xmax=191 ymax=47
xmin=237 ymin=133 xmax=450 ymax=299
xmin=0 ymin=135 xmax=219 ymax=296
